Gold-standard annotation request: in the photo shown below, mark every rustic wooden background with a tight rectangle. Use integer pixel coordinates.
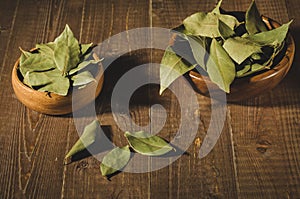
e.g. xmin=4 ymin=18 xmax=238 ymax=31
xmin=0 ymin=0 xmax=299 ymax=198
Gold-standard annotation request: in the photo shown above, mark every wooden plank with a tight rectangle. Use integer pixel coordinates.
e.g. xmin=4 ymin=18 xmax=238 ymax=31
xmin=226 ymin=0 xmax=300 ymax=198
xmin=151 ymin=0 xmax=238 ymax=198
xmin=61 ymin=0 xmax=153 ymax=198
xmin=0 ymin=0 xmax=84 ymax=198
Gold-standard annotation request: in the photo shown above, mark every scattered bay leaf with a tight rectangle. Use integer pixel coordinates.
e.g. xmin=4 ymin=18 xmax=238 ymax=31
xmin=64 ymin=120 xmax=100 ymax=164
xmin=100 ymin=145 xmax=131 ymax=177
xmin=124 ymin=131 xmax=173 ymax=156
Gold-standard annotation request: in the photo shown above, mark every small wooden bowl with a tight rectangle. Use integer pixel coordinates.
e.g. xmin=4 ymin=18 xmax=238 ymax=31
xmin=188 ymin=16 xmax=295 ymax=102
xmin=12 ymin=52 xmax=104 ymax=115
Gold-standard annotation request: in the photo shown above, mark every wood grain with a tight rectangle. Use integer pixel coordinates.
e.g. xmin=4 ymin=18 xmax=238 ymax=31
xmin=0 ymin=0 xmax=299 ymax=198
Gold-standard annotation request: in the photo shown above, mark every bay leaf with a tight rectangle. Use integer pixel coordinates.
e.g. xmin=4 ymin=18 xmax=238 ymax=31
xmin=223 ymin=37 xmax=262 ymax=64
xmin=246 ymin=20 xmax=292 ymax=46
xmin=159 ymin=47 xmax=196 ymax=95
xmin=236 ymin=65 xmax=251 ymax=77
xmin=64 ymin=120 xmax=100 ymax=164
xmin=183 ymin=11 xmax=240 ymax=38
xmin=206 ymin=38 xmax=235 ymax=93
xmin=19 ymin=53 xmax=56 ymax=77
xmin=23 ymin=71 xmax=52 ymax=87
xmin=80 ymin=43 xmax=93 ymax=56
xmin=237 ymin=63 xmax=266 ymax=77
xmin=32 ymin=68 xmax=70 ymax=96
xmin=245 ymin=0 xmax=268 ymax=35
xmin=54 ymin=24 xmax=80 ymax=75
xmin=69 ymin=59 xmax=100 ymax=75
xmin=100 ymin=145 xmax=131 ymax=177
xmin=36 ymin=42 xmax=55 ymax=58
xmin=19 ymin=48 xmax=32 ymax=64
xmin=218 ymin=19 xmax=235 ymax=40
xmin=71 ymin=71 xmax=95 ymax=86
xmin=124 ymin=131 xmax=173 ymax=156
xmin=211 ymin=0 xmax=223 ymax=14
xmin=179 ymin=34 xmax=208 ymax=70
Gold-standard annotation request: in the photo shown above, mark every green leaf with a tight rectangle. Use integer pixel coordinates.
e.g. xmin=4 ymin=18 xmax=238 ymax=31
xmin=54 ymin=24 xmax=80 ymax=75
xmin=80 ymin=43 xmax=93 ymax=56
xmin=36 ymin=42 xmax=55 ymax=58
xmin=223 ymin=37 xmax=262 ymax=64
xmin=212 ymin=0 xmax=223 ymax=14
xmin=19 ymin=48 xmax=32 ymax=64
xmin=29 ymin=68 xmax=70 ymax=96
xmin=236 ymin=65 xmax=251 ymax=77
xmin=237 ymin=63 xmax=266 ymax=77
xmin=182 ymin=34 xmax=209 ymax=70
xmin=71 ymin=71 xmax=95 ymax=86
xmin=246 ymin=20 xmax=292 ymax=46
xmin=23 ymin=71 xmax=52 ymax=87
xmin=19 ymin=53 xmax=56 ymax=77
xmin=100 ymin=145 xmax=131 ymax=177
xmin=245 ymin=0 xmax=268 ymax=35
xmin=183 ymin=11 xmax=240 ymax=38
xmin=69 ymin=59 xmax=100 ymax=75
xmin=218 ymin=19 xmax=235 ymax=40
xmin=159 ymin=47 xmax=196 ymax=95
xmin=207 ymin=38 xmax=235 ymax=93
xmin=64 ymin=120 xmax=100 ymax=164
xmin=124 ymin=131 xmax=174 ymax=156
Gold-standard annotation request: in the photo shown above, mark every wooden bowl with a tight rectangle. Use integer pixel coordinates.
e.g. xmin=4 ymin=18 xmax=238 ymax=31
xmin=12 ymin=53 xmax=104 ymax=115
xmin=188 ymin=16 xmax=295 ymax=102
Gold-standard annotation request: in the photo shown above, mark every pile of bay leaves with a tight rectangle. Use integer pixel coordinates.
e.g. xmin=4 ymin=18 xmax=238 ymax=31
xmin=160 ymin=0 xmax=292 ymax=94
xmin=19 ymin=24 xmax=101 ymax=96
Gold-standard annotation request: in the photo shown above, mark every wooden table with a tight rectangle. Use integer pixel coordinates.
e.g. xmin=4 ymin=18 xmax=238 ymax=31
xmin=1 ymin=0 xmax=299 ymax=198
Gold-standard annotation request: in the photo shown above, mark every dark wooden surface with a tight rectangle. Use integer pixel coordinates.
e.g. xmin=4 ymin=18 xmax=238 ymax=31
xmin=1 ymin=0 xmax=300 ymax=198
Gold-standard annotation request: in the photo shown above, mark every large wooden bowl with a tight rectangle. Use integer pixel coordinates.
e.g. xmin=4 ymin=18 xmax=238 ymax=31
xmin=188 ymin=16 xmax=295 ymax=102
xmin=12 ymin=53 xmax=104 ymax=115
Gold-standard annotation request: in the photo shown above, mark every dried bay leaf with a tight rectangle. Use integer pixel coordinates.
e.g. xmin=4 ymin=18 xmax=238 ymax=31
xmin=246 ymin=21 xmax=292 ymax=46
xmin=19 ymin=53 xmax=56 ymax=77
xmin=236 ymin=65 xmax=251 ymax=77
xmin=218 ymin=19 xmax=235 ymax=40
xmin=245 ymin=0 xmax=268 ymax=35
xmin=100 ymin=145 xmax=131 ymax=177
xmin=183 ymin=11 xmax=240 ymax=38
xmin=207 ymin=38 xmax=235 ymax=93
xmin=69 ymin=59 xmax=100 ymax=75
xmin=64 ymin=120 xmax=100 ymax=164
xmin=159 ymin=47 xmax=196 ymax=94
xmin=71 ymin=71 xmax=95 ymax=86
xmin=30 ymin=68 xmax=70 ymax=96
xmin=80 ymin=43 xmax=93 ymax=56
xmin=124 ymin=131 xmax=174 ymax=156
xmin=179 ymin=34 xmax=209 ymax=70
xmin=36 ymin=42 xmax=55 ymax=58
xmin=54 ymin=24 xmax=80 ymax=75
xmin=223 ymin=37 xmax=262 ymax=64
